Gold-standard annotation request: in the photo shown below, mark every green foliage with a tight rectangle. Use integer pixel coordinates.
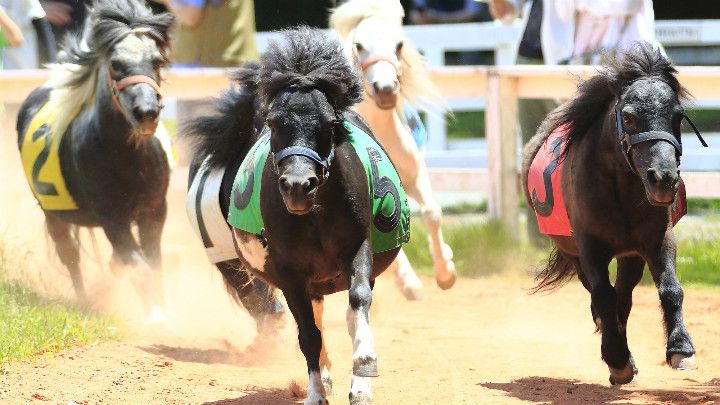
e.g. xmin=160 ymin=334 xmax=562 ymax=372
xmin=404 ymin=217 xmax=543 ymax=277
xmin=446 ymin=111 xmax=485 ymax=140
xmin=0 ymin=238 xmax=117 ymax=364
xmin=0 ymin=282 xmax=117 ymax=363
xmin=687 ymin=198 xmax=720 ymax=215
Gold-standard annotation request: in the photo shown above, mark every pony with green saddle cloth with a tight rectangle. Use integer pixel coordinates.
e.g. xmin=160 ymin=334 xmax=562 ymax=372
xmin=183 ymin=27 xmax=407 ymax=405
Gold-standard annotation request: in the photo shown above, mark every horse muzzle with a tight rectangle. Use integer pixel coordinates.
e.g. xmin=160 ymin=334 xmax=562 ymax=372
xmin=370 ymin=83 xmax=399 ymax=109
xmin=278 ymin=170 xmax=319 ymax=215
xmin=644 ymin=167 xmax=680 ymax=206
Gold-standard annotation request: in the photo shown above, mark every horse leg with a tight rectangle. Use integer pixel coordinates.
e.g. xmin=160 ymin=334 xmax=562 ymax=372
xmin=282 ymin=284 xmax=327 ymax=405
xmin=345 ymin=239 xmax=377 ymax=404
xmin=103 ymin=221 xmax=161 ymax=321
xmin=392 ymin=248 xmax=423 ymax=300
xmin=578 ymin=238 xmax=634 ymax=385
xmin=645 ymin=232 xmax=696 ymax=370
xmin=404 ymin=163 xmax=456 ymax=290
xmin=216 ymin=260 xmax=285 ymax=332
xmin=312 ymin=297 xmax=333 ymax=395
xmin=137 ymin=203 xmax=167 ymax=311
xmin=615 ymin=256 xmax=645 ymax=331
xmin=45 ymin=214 xmax=87 ymax=302
xmin=569 ymin=255 xmax=601 ymax=329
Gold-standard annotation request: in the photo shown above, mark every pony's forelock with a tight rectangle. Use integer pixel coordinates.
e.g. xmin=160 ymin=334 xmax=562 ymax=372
xmin=259 ymin=27 xmax=362 ymax=113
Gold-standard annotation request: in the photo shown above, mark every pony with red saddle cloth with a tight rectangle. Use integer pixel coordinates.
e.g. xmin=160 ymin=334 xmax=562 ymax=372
xmin=522 ymin=43 xmax=707 ymax=385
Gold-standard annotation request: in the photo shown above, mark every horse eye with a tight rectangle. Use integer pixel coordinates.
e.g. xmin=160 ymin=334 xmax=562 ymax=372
xmin=110 ymin=60 xmax=123 ymax=72
xmin=396 ymin=41 xmax=404 ymax=54
xmin=622 ymin=113 xmax=635 ymax=127
xmin=354 ymin=42 xmax=365 ymax=52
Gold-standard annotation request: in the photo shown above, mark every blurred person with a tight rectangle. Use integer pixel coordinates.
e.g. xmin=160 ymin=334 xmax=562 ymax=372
xmin=40 ymin=0 xmax=90 ymax=43
xmin=0 ymin=7 xmax=23 ymax=69
xmin=408 ymin=0 xmax=489 ymax=24
xmin=151 ymin=0 xmax=257 ymax=67
xmin=254 ymin=0 xmax=335 ymax=32
xmin=409 ymin=1 xmax=493 ymax=64
xmin=489 ymin=0 xmax=657 ymax=243
xmin=1 ymin=0 xmax=53 ymax=69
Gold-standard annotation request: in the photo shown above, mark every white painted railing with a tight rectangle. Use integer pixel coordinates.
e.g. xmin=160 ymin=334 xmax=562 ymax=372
xmin=2 ymin=65 xmax=719 ymax=236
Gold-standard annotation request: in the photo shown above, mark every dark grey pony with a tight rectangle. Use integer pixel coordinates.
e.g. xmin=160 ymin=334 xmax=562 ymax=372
xmin=17 ymin=0 xmax=173 ymax=319
xmin=522 ymin=43 xmax=704 ymax=385
xmin=184 ymin=27 xmax=402 ymax=405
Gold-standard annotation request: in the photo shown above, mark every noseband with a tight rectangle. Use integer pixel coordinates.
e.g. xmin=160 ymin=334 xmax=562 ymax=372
xmin=615 ymin=102 xmax=708 ymax=174
xmin=271 ymin=143 xmax=335 ymax=182
xmin=359 ymin=55 xmax=403 ymax=77
xmin=106 ymin=65 xmax=162 ymax=117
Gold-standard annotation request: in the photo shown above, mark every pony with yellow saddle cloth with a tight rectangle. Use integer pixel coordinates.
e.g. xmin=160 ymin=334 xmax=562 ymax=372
xmin=16 ymin=0 xmax=174 ymax=322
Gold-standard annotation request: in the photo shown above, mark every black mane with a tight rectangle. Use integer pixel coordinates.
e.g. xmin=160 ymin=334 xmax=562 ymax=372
xmin=183 ymin=27 xmax=363 ymax=169
xmin=259 ymin=26 xmax=362 ymax=112
xmin=554 ymin=42 xmax=689 ymax=153
xmin=59 ymin=0 xmax=174 ymax=86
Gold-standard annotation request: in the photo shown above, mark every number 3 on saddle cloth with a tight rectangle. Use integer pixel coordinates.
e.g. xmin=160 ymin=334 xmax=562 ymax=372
xmin=228 ymin=121 xmax=411 ymax=253
xmin=528 ymin=125 xmax=687 ymax=236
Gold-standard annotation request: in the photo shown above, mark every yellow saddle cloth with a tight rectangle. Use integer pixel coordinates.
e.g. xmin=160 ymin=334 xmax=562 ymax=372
xmin=20 ymin=102 xmax=78 ymax=211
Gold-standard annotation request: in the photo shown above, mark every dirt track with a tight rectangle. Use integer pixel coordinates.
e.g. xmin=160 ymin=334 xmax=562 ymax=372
xmin=1 ymin=124 xmax=720 ymax=404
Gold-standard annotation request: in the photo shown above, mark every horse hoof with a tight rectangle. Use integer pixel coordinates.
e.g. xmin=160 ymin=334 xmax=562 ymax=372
xmin=353 ymin=358 xmax=378 ymax=377
xmin=436 ymin=269 xmax=456 ymax=290
xmin=670 ymin=354 xmax=698 ymax=370
xmin=322 ymin=376 xmax=333 ymax=396
xmin=349 ymin=393 xmax=372 ymax=405
xmin=608 ymin=358 xmax=637 ymax=385
xmin=401 ymin=286 xmax=424 ymax=301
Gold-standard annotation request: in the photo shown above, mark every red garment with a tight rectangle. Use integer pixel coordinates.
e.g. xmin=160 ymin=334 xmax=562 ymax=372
xmin=528 ymin=125 xmax=572 ymax=236
xmin=527 ymin=125 xmax=687 ymax=236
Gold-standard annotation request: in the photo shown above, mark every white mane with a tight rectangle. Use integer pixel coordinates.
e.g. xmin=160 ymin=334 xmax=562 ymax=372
xmin=330 ymin=0 xmax=447 ymax=113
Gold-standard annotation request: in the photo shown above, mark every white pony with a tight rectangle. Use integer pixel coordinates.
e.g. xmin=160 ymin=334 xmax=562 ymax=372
xmin=331 ymin=0 xmax=456 ymax=299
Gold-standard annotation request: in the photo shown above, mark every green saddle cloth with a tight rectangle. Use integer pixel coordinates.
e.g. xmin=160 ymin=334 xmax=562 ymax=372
xmin=228 ymin=121 xmax=410 ymax=253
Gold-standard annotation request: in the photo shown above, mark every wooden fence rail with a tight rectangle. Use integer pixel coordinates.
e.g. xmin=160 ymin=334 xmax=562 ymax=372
xmin=2 ymin=65 xmax=719 ymax=236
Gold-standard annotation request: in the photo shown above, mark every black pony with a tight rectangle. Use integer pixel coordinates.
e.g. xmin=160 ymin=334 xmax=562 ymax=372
xmin=17 ymin=0 xmax=173 ymax=319
xmin=184 ymin=27 xmax=405 ymax=405
xmin=522 ymin=43 xmax=703 ymax=385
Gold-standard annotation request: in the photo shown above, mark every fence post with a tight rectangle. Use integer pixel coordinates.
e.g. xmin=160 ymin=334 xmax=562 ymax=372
xmin=485 ymin=68 xmax=519 ymax=238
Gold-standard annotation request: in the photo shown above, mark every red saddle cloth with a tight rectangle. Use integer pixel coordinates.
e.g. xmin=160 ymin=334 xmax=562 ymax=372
xmin=528 ymin=125 xmax=687 ymax=236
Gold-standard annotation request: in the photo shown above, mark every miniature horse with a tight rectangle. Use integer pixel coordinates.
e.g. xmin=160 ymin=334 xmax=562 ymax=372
xmin=522 ymin=43 xmax=704 ymax=385
xmin=17 ymin=0 xmax=172 ymax=320
xmin=331 ymin=0 xmax=456 ymax=299
xmin=184 ymin=27 xmax=408 ymax=404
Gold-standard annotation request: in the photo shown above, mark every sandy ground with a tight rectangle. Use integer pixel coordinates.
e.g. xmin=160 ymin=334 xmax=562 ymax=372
xmin=1 ymin=114 xmax=720 ymax=404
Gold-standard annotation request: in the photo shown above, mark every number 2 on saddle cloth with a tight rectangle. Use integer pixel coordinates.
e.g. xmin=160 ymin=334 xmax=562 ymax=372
xmin=527 ymin=125 xmax=687 ymax=236
xmin=20 ymin=102 xmax=79 ymax=211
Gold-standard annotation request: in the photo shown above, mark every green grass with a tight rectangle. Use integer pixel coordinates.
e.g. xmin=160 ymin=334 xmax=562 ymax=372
xmin=0 ymin=239 xmax=117 ymax=364
xmin=0 ymin=282 xmax=117 ymax=364
xmin=404 ymin=216 xmax=543 ymax=278
xmin=446 ymin=111 xmax=485 ymax=140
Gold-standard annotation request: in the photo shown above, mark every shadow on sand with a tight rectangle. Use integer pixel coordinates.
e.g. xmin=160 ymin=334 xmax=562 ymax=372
xmin=202 ymin=387 xmax=298 ymax=405
xmin=137 ymin=339 xmax=276 ymax=367
xmin=480 ymin=376 xmax=720 ymax=405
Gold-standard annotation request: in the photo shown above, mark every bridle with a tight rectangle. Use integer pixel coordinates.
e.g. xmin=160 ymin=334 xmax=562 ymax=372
xmin=271 ymin=141 xmax=335 ymax=183
xmin=107 ymin=65 xmax=162 ymax=118
xmin=267 ymin=103 xmax=339 ymax=184
xmin=615 ymin=101 xmax=708 ymax=174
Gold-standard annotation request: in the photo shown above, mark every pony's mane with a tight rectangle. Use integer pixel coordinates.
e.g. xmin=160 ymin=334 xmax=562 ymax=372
xmin=553 ymin=42 xmax=689 ymax=154
xmin=258 ymin=27 xmax=362 ymax=113
xmin=329 ymin=0 xmax=447 ymax=113
xmin=43 ymin=0 xmax=173 ymax=142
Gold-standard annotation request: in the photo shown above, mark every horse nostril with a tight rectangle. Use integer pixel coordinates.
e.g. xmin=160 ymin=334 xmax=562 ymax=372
xmin=372 ymin=82 xmax=382 ymax=94
xmin=133 ymin=106 xmax=159 ymax=122
xmin=303 ymin=177 xmax=319 ymax=194
xmin=279 ymin=176 xmax=291 ymax=193
xmin=646 ymin=168 xmax=661 ymax=185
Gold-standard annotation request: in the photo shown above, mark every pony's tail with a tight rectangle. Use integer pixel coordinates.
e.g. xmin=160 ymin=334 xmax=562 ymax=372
xmin=530 ymin=248 xmax=576 ymax=293
xmin=181 ymin=61 xmax=261 ymax=169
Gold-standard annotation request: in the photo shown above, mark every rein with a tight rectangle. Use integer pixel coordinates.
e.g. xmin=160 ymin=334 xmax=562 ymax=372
xmin=615 ymin=102 xmax=708 ymax=173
